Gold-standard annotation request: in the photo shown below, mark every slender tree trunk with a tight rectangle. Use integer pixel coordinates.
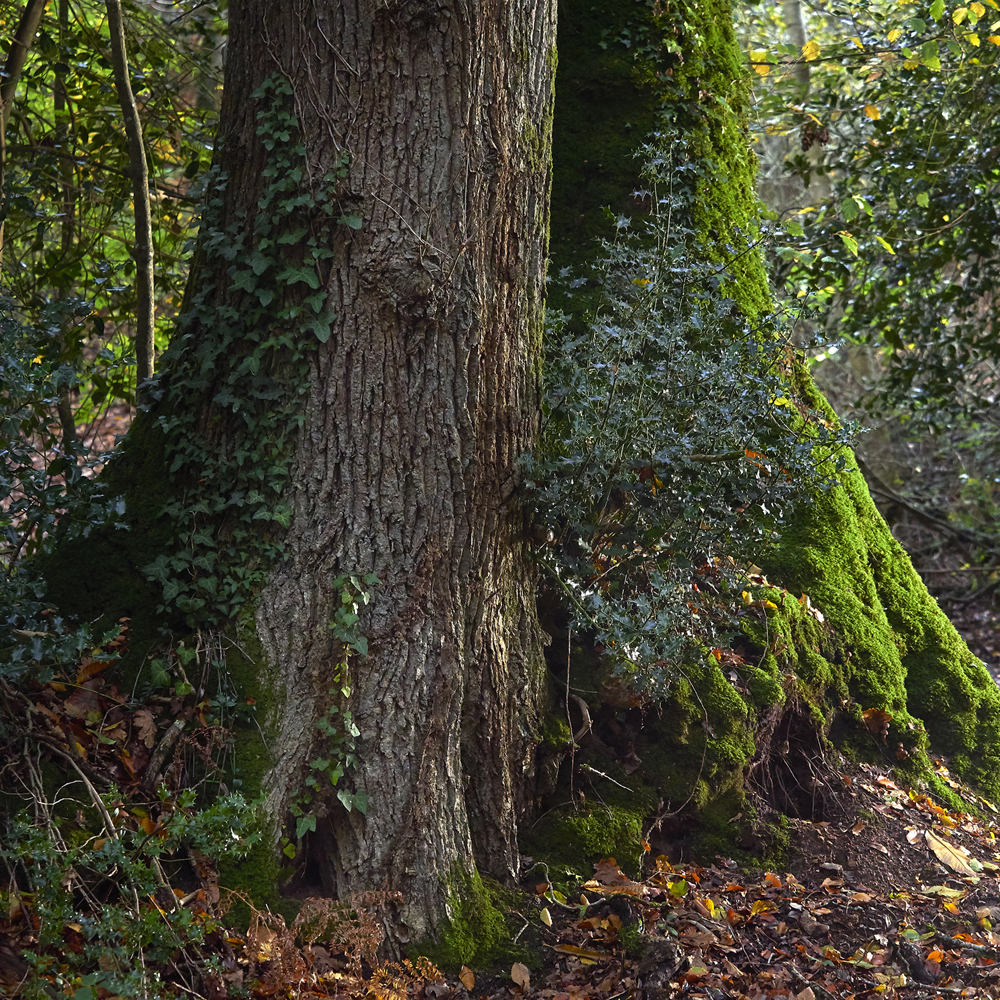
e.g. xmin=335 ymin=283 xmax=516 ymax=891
xmin=106 ymin=0 xmax=154 ymax=389
xmin=782 ymin=0 xmax=811 ymax=93
xmin=0 ymin=0 xmax=49 ymax=264
xmin=192 ymin=0 xmax=556 ymax=942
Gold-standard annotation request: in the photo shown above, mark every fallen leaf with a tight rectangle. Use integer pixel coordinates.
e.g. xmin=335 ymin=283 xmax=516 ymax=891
xmin=551 ymin=944 xmax=608 ymax=960
xmin=593 ymin=858 xmax=630 ymax=885
xmin=511 ymin=961 xmax=530 ymax=989
xmin=926 ymin=829 xmax=977 ymax=875
xmin=922 ymin=885 xmax=966 ymax=898
xmin=134 ymin=709 xmax=157 ymax=748
xmin=539 ymin=907 xmax=552 ymax=926
xmin=459 ymin=966 xmax=475 ymax=991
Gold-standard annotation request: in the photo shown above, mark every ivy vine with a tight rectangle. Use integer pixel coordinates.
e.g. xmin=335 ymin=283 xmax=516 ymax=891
xmin=137 ymin=75 xmax=358 ymax=627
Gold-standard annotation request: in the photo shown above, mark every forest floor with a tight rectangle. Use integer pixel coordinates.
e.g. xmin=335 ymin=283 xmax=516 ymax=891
xmin=226 ymin=745 xmax=1000 ymax=1000
xmin=5 ymin=613 xmax=1000 ymax=1000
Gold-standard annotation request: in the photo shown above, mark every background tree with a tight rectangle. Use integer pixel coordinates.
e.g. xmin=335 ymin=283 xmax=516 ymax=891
xmin=745 ymin=0 xmax=1000 ymax=596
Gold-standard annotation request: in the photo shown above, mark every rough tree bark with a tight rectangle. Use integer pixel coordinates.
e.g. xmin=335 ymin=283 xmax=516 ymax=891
xmin=184 ymin=0 xmax=555 ymax=945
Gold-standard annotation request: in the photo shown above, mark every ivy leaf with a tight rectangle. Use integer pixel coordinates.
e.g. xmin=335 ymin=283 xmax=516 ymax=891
xmin=337 ymin=214 xmax=363 ymax=230
xmin=295 ymin=814 xmax=317 ymax=838
xmin=248 ymin=250 xmax=271 ymax=276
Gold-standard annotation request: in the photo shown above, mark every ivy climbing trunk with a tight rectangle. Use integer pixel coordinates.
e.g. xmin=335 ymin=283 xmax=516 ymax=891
xmin=206 ymin=0 xmax=555 ymax=945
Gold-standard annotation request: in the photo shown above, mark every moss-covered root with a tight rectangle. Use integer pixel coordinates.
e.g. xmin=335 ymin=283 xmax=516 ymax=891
xmin=411 ymin=867 xmax=515 ymax=970
xmin=763 ymin=373 xmax=1000 ymax=804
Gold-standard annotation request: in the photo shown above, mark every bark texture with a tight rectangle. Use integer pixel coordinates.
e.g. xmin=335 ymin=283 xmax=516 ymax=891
xmin=206 ymin=0 xmax=555 ymax=941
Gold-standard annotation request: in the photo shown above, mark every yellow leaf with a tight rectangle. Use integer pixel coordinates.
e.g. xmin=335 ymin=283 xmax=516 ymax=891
xmin=459 ymin=966 xmax=475 ymax=991
xmin=952 ymin=5 xmax=970 ymax=20
xmin=966 ymin=31 xmax=981 ymax=42
xmin=864 ymin=104 xmax=881 ymax=120
xmin=925 ymin=829 xmax=977 ymax=875
xmin=632 ymin=277 xmax=651 ymax=286
xmin=971 ymin=1 xmax=986 ymax=12
xmin=888 ymin=27 xmax=902 ymax=41
xmin=540 ymin=907 xmax=552 ymax=926
xmin=875 ymin=235 xmax=896 ymax=254
xmin=988 ymin=34 xmax=1000 ymax=43
xmin=851 ymin=36 xmax=865 ymax=49
xmin=802 ymin=39 xmax=821 ymax=60
xmin=552 ymin=944 xmax=609 ymax=960
xmin=750 ymin=49 xmax=770 ymax=75
xmin=904 ymin=57 xmax=921 ymax=67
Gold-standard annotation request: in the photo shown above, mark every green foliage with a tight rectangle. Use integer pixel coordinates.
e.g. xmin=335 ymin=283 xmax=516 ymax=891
xmin=3 ymin=0 xmax=225 ymax=403
xmin=528 ymin=152 xmax=855 ymax=694
xmin=3 ymin=788 xmax=258 ymax=999
xmin=748 ymin=0 xmax=1000 ymax=426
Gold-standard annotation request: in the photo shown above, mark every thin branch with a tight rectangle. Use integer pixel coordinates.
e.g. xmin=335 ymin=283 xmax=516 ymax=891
xmin=0 ymin=0 xmax=50 ymax=262
xmin=106 ymin=0 xmax=155 ymax=392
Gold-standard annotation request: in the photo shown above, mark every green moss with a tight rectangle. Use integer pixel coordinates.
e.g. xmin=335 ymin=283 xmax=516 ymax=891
xmin=759 ymin=374 xmax=1000 ymax=802
xmin=214 ymin=603 xmax=284 ymax=916
xmin=412 ymin=867 xmax=518 ymax=970
xmin=522 ymin=801 xmax=646 ymax=879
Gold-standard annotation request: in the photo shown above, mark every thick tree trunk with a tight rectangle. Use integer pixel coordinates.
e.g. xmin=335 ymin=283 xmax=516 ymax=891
xmin=199 ymin=0 xmax=555 ymax=943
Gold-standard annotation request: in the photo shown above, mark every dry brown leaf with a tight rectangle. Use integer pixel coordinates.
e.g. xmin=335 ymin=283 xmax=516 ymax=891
xmin=134 ymin=708 xmax=157 ymax=748
xmin=459 ymin=966 xmax=475 ymax=991
xmin=511 ymin=961 xmax=530 ymax=989
xmin=925 ymin=829 xmax=976 ymax=875
xmin=593 ymin=857 xmax=630 ymax=885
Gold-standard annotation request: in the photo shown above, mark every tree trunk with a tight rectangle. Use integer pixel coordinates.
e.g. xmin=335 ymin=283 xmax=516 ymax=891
xmin=187 ymin=0 xmax=556 ymax=945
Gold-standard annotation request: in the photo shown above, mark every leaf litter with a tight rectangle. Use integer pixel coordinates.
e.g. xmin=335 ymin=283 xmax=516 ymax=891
xmin=5 ymin=625 xmax=1000 ymax=997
